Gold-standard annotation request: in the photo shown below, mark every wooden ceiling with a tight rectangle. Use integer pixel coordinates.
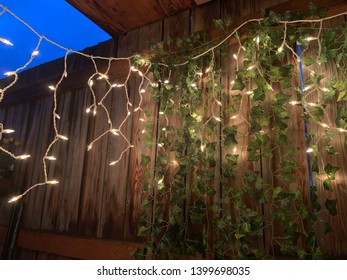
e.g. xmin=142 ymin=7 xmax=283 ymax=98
xmin=66 ymin=0 xmax=213 ymax=35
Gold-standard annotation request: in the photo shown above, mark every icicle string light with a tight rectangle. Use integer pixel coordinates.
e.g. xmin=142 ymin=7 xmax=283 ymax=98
xmin=1 ymin=4 xmax=347 ymax=203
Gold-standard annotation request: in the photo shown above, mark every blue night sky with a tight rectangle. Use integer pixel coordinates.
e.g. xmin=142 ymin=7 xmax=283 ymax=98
xmin=0 ymin=0 xmax=111 ymax=76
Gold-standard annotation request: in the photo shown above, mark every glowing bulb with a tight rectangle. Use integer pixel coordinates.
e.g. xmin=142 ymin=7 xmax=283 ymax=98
xmin=306 ymin=147 xmax=313 ymax=153
xmin=130 ymin=66 xmax=137 ymax=71
xmin=4 ymin=71 xmax=15 ymax=76
xmin=158 ymin=143 xmax=164 ymax=147
xmin=88 ymin=80 xmax=94 ymax=86
xmin=0 ymin=38 xmax=14 ymax=46
xmin=128 ymin=102 xmax=133 ymax=107
xmin=2 ymin=129 xmax=15 ymax=133
xmin=338 ymin=128 xmax=347 ymax=132
xmin=127 ymin=112 xmax=131 ymax=116
xmin=130 ymin=145 xmax=134 ymax=148
xmin=230 ymin=115 xmax=238 ymax=120
xmin=87 ymin=144 xmax=93 ymax=151
xmin=8 ymin=195 xmax=23 ymax=203
xmin=304 ymin=85 xmax=313 ymax=91
xmin=255 ymin=36 xmax=260 ymax=44
xmin=45 ymin=156 xmax=57 ymax=161
xmin=142 ymin=129 xmax=146 ymax=134
xmin=196 ymin=71 xmax=203 ymax=76
xmin=246 ymin=90 xmax=253 ymax=95
xmin=158 ymin=177 xmax=164 ymax=184
xmin=277 ymin=46 xmax=284 ymax=53
xmin=110 ymin=129 xmax=119 ymax=135
xmin=233 ymin=54 xmax=238 ymax=60
xmin=139 ymin=118 xmax=145 ymax=122
xmin=97 ymin=74 xmax=108 ymax=80
xmin=216 ymin=100 xmax=222 ymax=106
xmin=306 ymin=37 xmax=316 ymax=42
xmin=205 ymin=67 xmax=211 ymax=73
xmin=164 ymin=79 xmax=169 ymax=84
xmin=93 ymin=109 xmax=97 ymax=116
xmin=247 ymin=65 xmax=256 ymax=70
xmin=134 ymin=107 xmax=140 ymax=112
xmin=151 ymin=83 xmax=159 ymax=88
xmin=230 ymin=80 xmax=235 ymax=86
xmin=138 ymin=71 xmax=144 ymax=77
xmin=16 ymin=154 xmax=31 ymax=160
xmin=322 ymin=87 xmax=329 ymax=92
xmin=46 ymin=180 xmax=59 ymax=185
xmin=232 ymin=146 xmax=237 ymax=154
xmin=32 ymin=50 xmax=39 ymax=56
xmin=200 ymin=145 xmax=205 ymax=152
xmin=213 ymin=116 xmax=222 ymax=122
xmin=48 ymin=85 xmax=56 ymax=91
xmin=55 ymin=113 xmax=61 ymax=119
xmin=259 ymin=129 xmax=265 ymax=134
xmin=159 ymin=111 xmax=165 ymax=115
xmin=86 ymin=108 xmax=91 ymax=114
xmin=140 ymin=89 xmax=146 ymax=93
xmin=191 ymin=83 xmax=197 ymax=88
xmin=321 ymin=123 xmax=329 ymax=128
xmin=289 ymin=101 xmax=301 ymax=105
xmin=57 ymin=134 xmax=68 ymax=140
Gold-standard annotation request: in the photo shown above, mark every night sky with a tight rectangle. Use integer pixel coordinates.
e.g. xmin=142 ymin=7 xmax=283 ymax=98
xmin=0 ymin=0 xmax=111 ymax=76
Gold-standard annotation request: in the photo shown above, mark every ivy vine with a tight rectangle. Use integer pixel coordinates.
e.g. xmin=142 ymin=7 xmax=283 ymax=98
xmin=134 ymin=5 xmax=347 ymax=259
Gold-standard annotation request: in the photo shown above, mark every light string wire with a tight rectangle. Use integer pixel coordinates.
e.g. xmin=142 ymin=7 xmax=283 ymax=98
xmin=0 ymin=4 xmax=346 ymax=203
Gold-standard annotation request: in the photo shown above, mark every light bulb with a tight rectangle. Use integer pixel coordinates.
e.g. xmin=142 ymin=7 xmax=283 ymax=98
xmin=57 ymin=134 xmax=68 ymax=140
xmin=87 ymin=144 xmax=93 ymax=151
xmin=8 ymin=195 xmax=23 ymax=203
xmin=88 ymin=80 xmax=94 ymax=86
xmin=306 ymin=147 xmax=313 ymax=153
xmin=86 ymin=108 xmax=91 ymax=114
xmin=2 ymin=129 xmax=15 ymax=133
xmin=46 ymin=180 xmax=59 ymax=185
xmin=110 ymin=129 xmax=119 ymax=135
xmin=45 ymin=156 xmax=57 ymax=161
xmin=0 ymin=38 xmax=14 ymax=46
xmin=233 ymin=54 xmax=238 ymax=60
xmin=16 ymin=154 xmax=31 ymax=160
xmin=140 ymin=89 xmax=146 ymax=93
xmin=48 ymin=85 xmax=56 ymax=91
xmin=213 ymin=116 xmax=222 ymax=122
xmin=4 ymin=71 xmax=15 ymax=76
xmin=277 ymin=46 xmax=284 ymax=53
xmin=247 ymin=65 xmax=256 ymax=70
xmin=32 ymin=50 xmax=39 ymax=56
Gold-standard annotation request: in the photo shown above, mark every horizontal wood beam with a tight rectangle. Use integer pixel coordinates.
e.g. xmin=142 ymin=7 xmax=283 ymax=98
xmin=0 ymin=226 xmax=142 ymax=259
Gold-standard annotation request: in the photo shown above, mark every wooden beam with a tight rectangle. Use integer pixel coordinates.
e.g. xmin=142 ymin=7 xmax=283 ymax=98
xmin=0 ymin=227 xmax=142 ymax=259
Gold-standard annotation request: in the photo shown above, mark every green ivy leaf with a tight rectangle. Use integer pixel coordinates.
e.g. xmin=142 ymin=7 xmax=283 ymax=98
xmin=324 ymin=163 xmax=339 ymax=180
xmin=225 ymin=153 xmax=239 ymax=165
xmin=325 ymin=199 xmax=337 ymax=216
xmin=303 ymin=56 xmax=315 ymax=66
xmin=272 ymin=187 xmax=282 ymax=199
xmin=324 ymin=222 xmax=333 ymax=234
xmin=138 ymin=226 xmax=148 ymax=237
xmin=323 ymin=179 xmax=332 ymax=191
xmin=141 ymin=154 xmax=151 ymax=166
xmin=312 ymin=156 xmax=319 ymax=173
xmin=232 ymin=77 xmax=245 ymax=91
xmin=325 ymin=145 xmax=337 ymax=155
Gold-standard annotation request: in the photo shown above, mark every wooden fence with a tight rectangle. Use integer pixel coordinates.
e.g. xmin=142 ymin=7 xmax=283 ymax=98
xmin=0 ymin=0 xmax=346 ymax=259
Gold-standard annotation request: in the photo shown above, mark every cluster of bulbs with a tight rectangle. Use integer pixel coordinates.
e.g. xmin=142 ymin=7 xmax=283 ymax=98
xmin=1 ymin=3 xmax=346 ymax=204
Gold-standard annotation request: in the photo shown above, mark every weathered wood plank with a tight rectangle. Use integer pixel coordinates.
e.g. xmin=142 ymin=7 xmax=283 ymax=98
xmin=0 ymin=226 xmax=141 ymax=259
xmin=123 ymin=20 xmax=162 ymax=242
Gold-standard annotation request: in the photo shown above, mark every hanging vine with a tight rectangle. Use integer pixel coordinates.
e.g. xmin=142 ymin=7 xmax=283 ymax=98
xmin=134 ymin=5 xmax=347 ymax=259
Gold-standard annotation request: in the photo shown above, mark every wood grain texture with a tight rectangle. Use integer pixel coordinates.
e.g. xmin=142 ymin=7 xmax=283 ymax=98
xmin=67 ymin=0 xmax=196 ymax=34
xmin=0 ymin=226 xmax=141 ymax=259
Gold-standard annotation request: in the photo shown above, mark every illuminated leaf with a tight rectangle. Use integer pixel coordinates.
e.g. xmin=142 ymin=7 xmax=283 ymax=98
xmin=324 ymin=163 xmax=339 ymax=180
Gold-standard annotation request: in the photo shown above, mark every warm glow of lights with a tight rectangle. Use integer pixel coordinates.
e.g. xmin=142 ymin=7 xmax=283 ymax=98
xmin=55 ymin=113 xmax=61 ymax=119
xmin=46 ymin=180 xmax=59 ymax=185
xmin=139 ymin=118 xmax=145 ymax=122
xmin=93 ymin=109 xmax=97 ymax=116
xmin=233 ymin=54 xmax=238 ymax=60
xmin=307 ymin=102 xmax=318 ymax=107
xmin=232 ymin=146 xmax=237 ymax=154
xmin=111 ymin=129 xmax=119 ymax=135
xmin=321 ymin=123 xmax=329 ymax=128
xmin=289 ymin=101 xmax=301 ymax=105
xmin=230 ymin=115 xmax=238 ymax=120
xmin=164 ymin=79 xmax=169 ymax=84
xmin=230 ymin=80 xmax=235 ymax=86
xmin=142 ymin=129 xmax=146 ymax=134
xmin=213 ymin=116 xmax=222 ymax=122
xmin=32 ymin=50 xmax=39 ymax=56
xmin=48 ymin=85 xmax=56 ymax=91
xmin=57 ymin=134 xmax=68 ymax=140
xmin=200 ymin=144 xmax=205 ymax=152
xmin=216 ymin=100 xmax=222 ymax=106
xmin=158 ymin=143 xmax=164 ymax=147
xmin=45 ymin=156 xmax=57 ymax=161
xmin=247 ymin=65 xmax=256 ymax=70
xmin=205 ymin=67 xmax=211 ymax=73
xmin=16 ymin=154 xmax=31 ymax=160
xmin=158 ymin=177 xmax=164 ymax=184
xmin=338 ymin=128 xmax=347 ymax=132
xmin=2 ymin=129 xmax=15 ymax=133
xmin=86 ymin=108 xmax=91 ymax=114
xmin=97 ymin=74 xmax=108 ymax=80
xmin=88 ymin=80 xmax=94 ymax=86
xmin=255 ymin=36 xmax=260 ymax=44
xmin=277 ymin=46 xmax=284 ymax=53
xmin=140 ymin=89 xmax=146 ymax=93
xmin=305 ymin=37 xmax=316 ymax=41
xmin=304 ymin=85 xmax=313 ymax=91
xmin=159 ymin=111 xmax=165 ymax=115
xmin=191 ymin=82 xmax=197 ymax=88
xmin=87 ymin=144 xmax=93 ymax=151
xmin=306 ymin=147 xmax=314 ymax=153
xmin=8 ymin=195 xmax=23 ymax=203
xmin=4 ymin=71 xmax=15 ymax=76
xmin=0 ymin=38 xmax=14 ymax=46
xmin=246 ymin=90 xmax=253 ymax=95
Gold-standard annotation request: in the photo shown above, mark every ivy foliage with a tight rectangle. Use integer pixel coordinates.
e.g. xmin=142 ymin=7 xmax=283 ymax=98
xmin=134 ymin=6 xmax=346 ymax=260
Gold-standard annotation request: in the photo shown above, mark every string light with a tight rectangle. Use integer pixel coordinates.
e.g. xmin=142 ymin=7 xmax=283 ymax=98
xmin=306 ymin=147 xmax=314 ymax=153
xmin=1 ymin=4 xmax=346 ymax=204
xmin=4 ymin=71 xmax=15 ymax=76
xmin=2 ymin=129 xmax=15 ymax=133
xmin=0 ymin=37 xmax=13 ymax=46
